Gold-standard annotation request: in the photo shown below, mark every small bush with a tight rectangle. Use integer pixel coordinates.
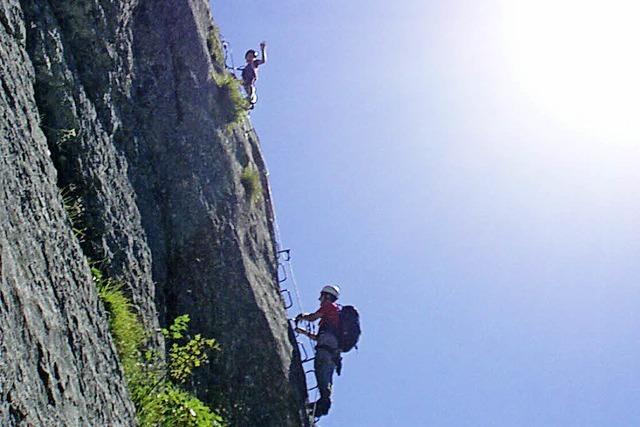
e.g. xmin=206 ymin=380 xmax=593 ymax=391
xmin=240 ymin=166 xmax=261 ymax=203
xmin=92 ymin=268 xmax=225 ymax=426
xmin=162 ymin=314 xmax=220 ymax=384
xmin=212 ymin=72 xmax=248 ymax=126
xmin=144 ymin=384 xmax=224 ymax=427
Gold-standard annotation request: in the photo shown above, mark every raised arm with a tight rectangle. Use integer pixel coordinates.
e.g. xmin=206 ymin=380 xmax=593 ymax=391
xmin=258 ymin=41 xmax=267 ymax=65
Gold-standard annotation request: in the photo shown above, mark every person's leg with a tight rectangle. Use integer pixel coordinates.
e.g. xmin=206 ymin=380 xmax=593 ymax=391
xmin=243 ymin=84 xmax=257 ymax=106
xmin=313 ymin=348 xmax=336 ymax=416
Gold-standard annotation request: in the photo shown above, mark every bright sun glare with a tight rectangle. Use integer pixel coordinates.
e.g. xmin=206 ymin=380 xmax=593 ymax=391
xmin=502 ymin=0 xmax=640 ymax=142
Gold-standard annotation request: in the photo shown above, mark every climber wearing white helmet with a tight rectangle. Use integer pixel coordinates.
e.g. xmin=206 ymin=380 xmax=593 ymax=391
xmin=295 ymin=285 xmax=342 ymax=418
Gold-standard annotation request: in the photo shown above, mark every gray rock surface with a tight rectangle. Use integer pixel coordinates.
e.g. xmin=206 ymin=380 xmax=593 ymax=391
xmin=0 ymin=2 xmax=135 ymax=424
xmin=1 ymin=0 xmax=308 ymax=425
xmin=20 ymin=0 xmax=159 ymax=332
xmin=126 ymin=2 xmax=308 ymax=424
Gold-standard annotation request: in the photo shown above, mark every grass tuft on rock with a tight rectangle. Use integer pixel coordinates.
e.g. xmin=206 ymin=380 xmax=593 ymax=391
xmin=61 ymin=184 xmax=86 ymax=242
xmin=212 ymin=72 xmax=248 ymax=126
xmin=96 ymin=276 xmax=144 ymax=369
xmin=240 ymin=166 xmax=261 ymax=203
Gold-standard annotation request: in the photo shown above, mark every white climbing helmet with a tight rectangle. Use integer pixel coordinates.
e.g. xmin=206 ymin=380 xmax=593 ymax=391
xmin=320 ymin=284 xmax=340 ymax=299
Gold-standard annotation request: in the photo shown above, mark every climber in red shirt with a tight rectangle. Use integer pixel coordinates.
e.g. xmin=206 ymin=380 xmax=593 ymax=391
xmin=295 ymin=285 xmax=341 ymax=418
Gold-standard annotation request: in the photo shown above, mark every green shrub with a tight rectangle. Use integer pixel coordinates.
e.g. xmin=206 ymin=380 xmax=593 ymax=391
xmin=92 ymin=268 xmax=225 ymax=426
xmin=240 ymin=166 xmax=262 ymax=203
xmin=162 ymin=314 xmax=220 ymax=384
xmin=143 ymin=384 xmax=224 ymax=427
xmin=212 ymin=72 xmax=248 ymax=126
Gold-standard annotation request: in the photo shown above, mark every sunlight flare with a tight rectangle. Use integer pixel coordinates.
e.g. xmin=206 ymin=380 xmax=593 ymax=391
xmin=501 ymin=0 xmax=640 ymax=142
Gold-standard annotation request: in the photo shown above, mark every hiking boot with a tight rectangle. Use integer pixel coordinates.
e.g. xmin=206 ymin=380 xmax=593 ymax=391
xmin=311 ymin=397 xmax=331 ymax=417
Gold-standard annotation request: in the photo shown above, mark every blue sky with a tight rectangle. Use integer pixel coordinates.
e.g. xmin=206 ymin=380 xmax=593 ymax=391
xmin=211 ymin=1 xmax=640 ymax=425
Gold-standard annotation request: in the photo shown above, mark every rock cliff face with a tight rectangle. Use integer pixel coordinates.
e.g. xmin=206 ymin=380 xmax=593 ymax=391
xmin=0 ymin=1 xmax=307 ymax=425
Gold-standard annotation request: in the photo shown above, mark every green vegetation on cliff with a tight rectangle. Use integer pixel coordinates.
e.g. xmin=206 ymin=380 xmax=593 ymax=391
xmin=206 ymin=21 xmax=248 ymax=126
xmin=60 ymin=184 xmax=86 ymax=242
xmin=240 ymin=165 xmax=262 ymax=203
xmin=93 ymin=268 xmax=225 ymax=427
xmin=212 ymin=71 xmax=248 ymax=126
xmin=206 ymin=24 xmax=226 ymax=72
